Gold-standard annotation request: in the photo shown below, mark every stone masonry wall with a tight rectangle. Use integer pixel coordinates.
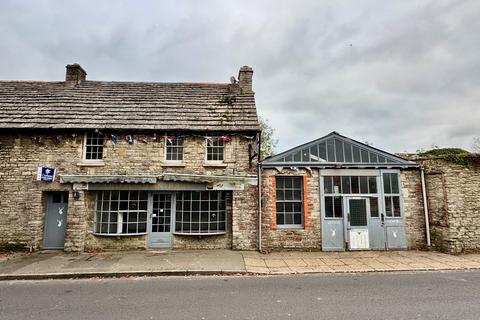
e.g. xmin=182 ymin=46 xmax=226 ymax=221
xmin=400 ymin=170 xmax=427 ymax=249
xmin=0 ymin=132 xmax=258 ymax=251
xmin=261 ymin=168 xmax=321 ymax=252
xmin=423 ymin=158 xmax=480 ymax=254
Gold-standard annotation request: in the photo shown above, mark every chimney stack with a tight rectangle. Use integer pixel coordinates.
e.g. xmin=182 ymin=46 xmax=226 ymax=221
xmin=65 ymin=63 xmax=87 ymax=82
xmin=238 ymin=66 xmax=253 ymax=93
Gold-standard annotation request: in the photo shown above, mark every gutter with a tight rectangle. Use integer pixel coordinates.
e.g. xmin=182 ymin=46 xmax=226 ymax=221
xmin=420 ymin=164 xmax=431 ymax=246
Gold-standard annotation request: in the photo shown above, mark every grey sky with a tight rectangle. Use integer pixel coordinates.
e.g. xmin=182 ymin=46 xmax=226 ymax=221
xmin=1 ymin=0 xmax=479 ymax=153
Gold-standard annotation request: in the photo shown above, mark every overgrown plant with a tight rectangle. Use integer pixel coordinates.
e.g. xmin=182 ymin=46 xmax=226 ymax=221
xmin=259 ymin=116 xmax=278 ymax=160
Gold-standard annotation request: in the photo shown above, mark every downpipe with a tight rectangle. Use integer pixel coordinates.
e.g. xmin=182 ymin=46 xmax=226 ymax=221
xmin=420 ymin=165 xmax=431 ymax=247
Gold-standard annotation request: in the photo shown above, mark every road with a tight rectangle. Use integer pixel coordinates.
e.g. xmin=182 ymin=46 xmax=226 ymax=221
xmin=1 ymin=271 xmax=479 ymax=320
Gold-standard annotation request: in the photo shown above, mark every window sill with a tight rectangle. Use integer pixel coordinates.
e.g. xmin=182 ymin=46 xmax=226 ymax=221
xmin=77 ymin=161 xmax=105 ymax=167
xmin=203 ymin=162 xmax=227 ymax=168
xmin=173 ymin=232 xmax=227 ymax=236
xmin=92 ymin=232 xmax=147 ymax=237
xmin=276 ymin=226 xmax=304 ymax=230
xmin=161 ymin=162 xmax=185 ymax=167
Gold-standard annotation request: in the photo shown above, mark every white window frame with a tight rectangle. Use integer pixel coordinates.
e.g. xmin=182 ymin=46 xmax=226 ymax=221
xmin=275 ymin=176 xmax=304 ymax=229
xmin=83 ymin=132 xmax=105 ymax=162
xmin=164 ymin=133 xmax=185 ymax=163
xmin=205 ymin=134 xmax=225 ymax=163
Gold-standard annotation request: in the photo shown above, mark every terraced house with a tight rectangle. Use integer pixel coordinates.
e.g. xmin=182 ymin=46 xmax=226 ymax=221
xmin=0 ymin=64 xmax=260 ymax=252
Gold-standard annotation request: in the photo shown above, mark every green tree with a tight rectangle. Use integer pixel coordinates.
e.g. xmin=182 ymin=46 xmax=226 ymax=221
xmin=259 ymin=116 xmax=278 ymax=160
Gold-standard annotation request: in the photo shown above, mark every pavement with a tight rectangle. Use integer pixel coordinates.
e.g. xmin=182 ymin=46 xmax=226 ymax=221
xmin=1 ymin=249 xmax=480 ymax=280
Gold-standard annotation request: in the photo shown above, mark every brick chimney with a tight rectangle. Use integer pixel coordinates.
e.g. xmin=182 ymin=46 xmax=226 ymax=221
xmin=65 ymin=63 xmax=87 ymax=82
xmin=238 ymin=66 xmax=253 ymax=93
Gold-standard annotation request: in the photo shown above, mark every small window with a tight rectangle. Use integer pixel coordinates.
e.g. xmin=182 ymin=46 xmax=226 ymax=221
xmin=165 ymin=134 xmax=184 ymax=161
xmin=325 ymin=196 xmax=343 ymax=218
xmin=84 ymin=132 xmax=104 ymax=160
xmin=276 ymin=176 xmax=303 ymax=227
xmin=206 ymin=135 xmax=225 ymax=161
xmin=370 ymin=197 xmax=379 ymax=217
xmin=94 ymin=191 xmax=148 ymax=235
xmin=175 ymin=191 xmax=226 ymax=234
xmin=383 ymin=173 xmax=401 ymax=217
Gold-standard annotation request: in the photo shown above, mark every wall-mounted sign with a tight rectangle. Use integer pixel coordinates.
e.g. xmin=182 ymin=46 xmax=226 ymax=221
xmin=37 ymin=167 xmax=56 ymax=182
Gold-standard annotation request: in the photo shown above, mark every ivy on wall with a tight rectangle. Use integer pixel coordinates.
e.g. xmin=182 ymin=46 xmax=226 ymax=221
xmin=418 ymin=148 xmax=479 ymax=166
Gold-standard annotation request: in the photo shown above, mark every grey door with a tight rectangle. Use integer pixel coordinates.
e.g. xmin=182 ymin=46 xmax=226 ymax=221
xmin=347 ymin=198 xmax=370 ymax=250
xmin=44 ymin=192 xmax=68 ymax=249
xmin=147 ymin=193 xmax=173 ymax=248
xmin=369 ymin=197 xmax=387 ymax=250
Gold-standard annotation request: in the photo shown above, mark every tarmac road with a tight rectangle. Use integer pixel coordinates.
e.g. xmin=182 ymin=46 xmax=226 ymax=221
xmin=1 ymin=271 xmax=479 ymax=320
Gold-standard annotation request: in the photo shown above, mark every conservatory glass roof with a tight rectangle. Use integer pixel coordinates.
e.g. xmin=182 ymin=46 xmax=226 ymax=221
xmin=262 ymin=132 xmax=416 ymax=168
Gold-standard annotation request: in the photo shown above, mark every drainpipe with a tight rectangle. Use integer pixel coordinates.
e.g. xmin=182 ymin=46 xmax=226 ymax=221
xmin=257 ymin=131 xmax=263 ymax=253
xmin=420 ymin=164 xmax=431 ymax=246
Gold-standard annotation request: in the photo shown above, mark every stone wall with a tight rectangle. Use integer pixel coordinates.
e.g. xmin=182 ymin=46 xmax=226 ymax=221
xmin=400 ymin=170 xmax=427 ymax=249
xmin=423 ymin=158 xmax=480 ymax=253
xmin=261 ymin=168 xmax=321 ymax=251
xmin=0 ymin=131 xmax=258 ymax=251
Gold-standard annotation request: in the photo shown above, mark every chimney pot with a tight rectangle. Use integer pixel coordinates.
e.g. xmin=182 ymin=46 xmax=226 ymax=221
xmin=65 ymin=63 xmax=87 ymax=82
xmin=238 ymin=65 xmax=253 ymax=93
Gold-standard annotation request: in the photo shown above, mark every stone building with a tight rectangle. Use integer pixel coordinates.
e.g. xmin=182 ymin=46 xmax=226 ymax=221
xmin=259 ymin=132 xmax=427 ymax=252
xmin=0 ymin=64 xmax=260 ymax=252
xmin=419 ymin=156 xmax=480 ymax=254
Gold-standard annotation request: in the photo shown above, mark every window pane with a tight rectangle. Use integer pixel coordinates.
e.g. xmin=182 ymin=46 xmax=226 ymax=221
xmin=341 ymin=176 xmax=351 ymax=194
xmin=383 ymin=173 xmax=392 ymax=193
xmin=327 ymin=140 xmax=335 ymax=162
xmin=360 ymin=176 xmax=368 ymax=194
xmin=351 ymin=176 xmax=359 ymax=194
xmin=293 ymin=213 xmax=302 ymax=225
xmin=352 ymin=145 xmax=361 ymax=162
xmin=333 ymin=196 xmax=343 ymax=218
xmin=370 ymin=153 xmax=378 ymax=163
xmin=319 ymin=142 xmax=327 ymax=160
xmin=333 ymin=176 xmax=342 ymax=194
xmin=301 ymin=148 xmax=309 ymax=162
xmin=370 ymin=197 xmax=379 ymax=217
xmin=325 ymin=196 xmax=333 ymax=218
xmin=335 ymin=139 xmax=344 ymax=162
xmin=344 ymin=143 xmax=353 ymax=162
xmin=391 ymin=173 xmax=399 ymax=193
xmin=293 ymin=151 xmax=301 ymax=162
xmin=385 ymin=196 xmax=392 ymax=217
xmin=361 ymin=149 xmax=369 ymax=163
xmin=368 ymin=176 xmax=377 ymax=194
xmin=309 ymin=145 xmax=318 ymax=161
xmin=392 ymin=196 xmax=401 ymax=217
xmin=324 ymin=176 xmax=333 ymax=194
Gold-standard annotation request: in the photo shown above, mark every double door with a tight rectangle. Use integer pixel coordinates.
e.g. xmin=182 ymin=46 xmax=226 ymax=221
xmin=322 ymin=196 xmax=406 ymax=251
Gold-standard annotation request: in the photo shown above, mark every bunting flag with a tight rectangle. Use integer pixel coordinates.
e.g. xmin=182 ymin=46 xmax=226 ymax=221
xmin=166 ymin=135 xmax=174 ymax=145
xmin=50 ymin=135 xmax=61 ymax=145
xmin=110 ymin=134 xmax=117 ymax=144
xmin=125 ymin=135 xmax=134 ymax=144
xmin=153 ymin=133 xmax=158 ymax=141
xmin=220 ymin=135 xmax=231 ymax=142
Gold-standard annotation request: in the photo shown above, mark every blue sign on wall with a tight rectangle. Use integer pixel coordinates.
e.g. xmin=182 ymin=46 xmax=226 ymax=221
xmin=37 ymin=167 xmax=56 ymax=182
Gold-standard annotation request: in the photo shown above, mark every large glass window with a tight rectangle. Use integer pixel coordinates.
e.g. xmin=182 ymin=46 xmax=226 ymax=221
xmin=383 ymin=173 xmax=401 ymax=217
xmin=84 ymin=132 xmax=104 ymax=160
xmin=175 ymin=191 xmax=226 ymax=234
xmin=324 ymin=176 xmax=378 ymax=195
xmin=275 ymin=176 xmax=303 ymax=227
xmin=94 ymin=191 xmax=148 ymax=235
xmin=165 ymin=134 xmax=184 ymax=161
xmin=206 ymin=135 xmax=225 ymax=161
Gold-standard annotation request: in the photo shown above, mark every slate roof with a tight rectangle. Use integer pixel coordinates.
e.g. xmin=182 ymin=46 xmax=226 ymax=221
xmin=0 ymin=80 xmax=259 ymax=131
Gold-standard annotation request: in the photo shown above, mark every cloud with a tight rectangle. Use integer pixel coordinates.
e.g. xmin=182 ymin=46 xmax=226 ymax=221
xmin=0 ymin=0 xmax=479 ymax=152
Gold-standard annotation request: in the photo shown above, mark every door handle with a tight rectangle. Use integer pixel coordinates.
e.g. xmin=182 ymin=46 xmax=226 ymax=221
xmin=381 ymin=213 xmax=385 ymax=224
xmin=347 ymin=213 xmax=350 ymax=222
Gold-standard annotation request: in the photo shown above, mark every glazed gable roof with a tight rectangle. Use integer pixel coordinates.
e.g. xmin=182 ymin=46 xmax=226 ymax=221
xmin=0 ymin=79 xmax=259 ymax=132
xmin=262 ymin=131 xmax=417 ymax=168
